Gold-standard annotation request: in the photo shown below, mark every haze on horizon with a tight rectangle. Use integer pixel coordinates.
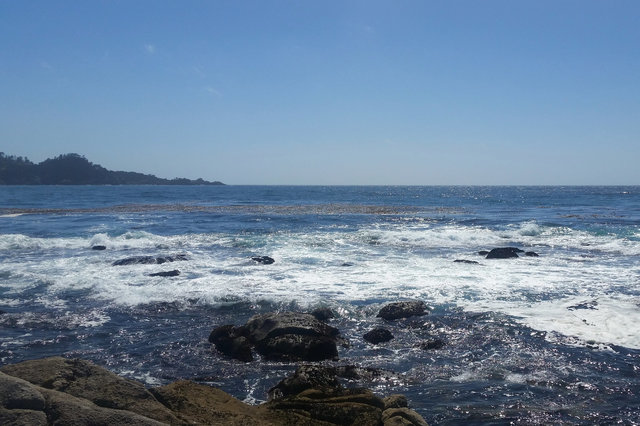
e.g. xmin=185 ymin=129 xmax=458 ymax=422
xmin=1 ymin=1 xmax=638 ymax=185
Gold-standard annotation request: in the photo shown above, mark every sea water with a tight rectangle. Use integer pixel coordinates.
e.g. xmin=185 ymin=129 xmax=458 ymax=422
xmin=1 ymin=185 xmax=639 ymax=424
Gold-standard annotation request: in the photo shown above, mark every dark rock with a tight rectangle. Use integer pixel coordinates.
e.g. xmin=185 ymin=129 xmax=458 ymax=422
xmin=363 ymin=328 xmax=394 ymax=344
xmin=377 ymin=301 xmax=428 ymax=321
xmin=524 ymin=251 xmax=539 ymax=257
xmin=148 ymin=270 xmax=180 ymax=277
xmin=454 ymin=259 xmax=480 ymax=264
xmin=310 ymin=307 xmax=335 ymax=321
xmin=244 ymin=312 xmax=341 ymax=361
xmin=478 ymin=250 xmax=490 ymax=256
xmin=112 ymin=254 xmax=188 ymax=266
xmin=485 ymin=247 xmax=522 ymax=259
xmin=568 ymin=300 xmax=598 ymax=311
xmin=418 ymin=338 xmax=445 ymax=350
xmin=268 ymin=365 xmax=341 ymax=400
xmin=341 ymin=262 xmax=354 ymax=267
xmin=252 ymin=256 xmax=275 ymax=265
xmin=209 ymin=325 xmax=253 ymax=362
xmin=91 ymin=245 xmax=107 ymax=251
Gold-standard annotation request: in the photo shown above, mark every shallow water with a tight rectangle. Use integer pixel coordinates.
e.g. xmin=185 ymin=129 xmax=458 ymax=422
xmin=1 ymin=185 xmax=639 ymax=423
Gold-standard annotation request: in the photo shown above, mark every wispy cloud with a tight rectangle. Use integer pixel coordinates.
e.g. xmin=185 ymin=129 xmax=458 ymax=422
xmin=144 ymin=44 xmax=156 ymax=54
xmin=204 ymin=86 xmax=222 ymax=97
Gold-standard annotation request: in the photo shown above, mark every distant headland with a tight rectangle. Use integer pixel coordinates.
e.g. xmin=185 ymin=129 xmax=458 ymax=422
xmin=0 ymin=153 xmax=224 ymax=185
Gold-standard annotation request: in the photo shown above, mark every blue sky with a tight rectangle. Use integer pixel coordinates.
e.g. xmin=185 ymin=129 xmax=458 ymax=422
xmin=1 ymin=1 xmax=638 ymax=184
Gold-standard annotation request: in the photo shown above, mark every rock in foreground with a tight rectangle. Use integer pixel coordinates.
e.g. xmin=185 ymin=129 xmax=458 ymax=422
xmin=0 ymin=357 xmax=429 ymax=426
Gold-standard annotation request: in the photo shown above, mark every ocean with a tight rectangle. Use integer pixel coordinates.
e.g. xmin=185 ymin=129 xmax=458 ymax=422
xmin=1 ymin=185 xmax=639 ymax=424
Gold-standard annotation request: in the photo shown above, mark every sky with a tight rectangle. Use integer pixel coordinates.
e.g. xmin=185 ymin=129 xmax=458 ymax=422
xmin=1 ymin=1 xmax=639 ymax=185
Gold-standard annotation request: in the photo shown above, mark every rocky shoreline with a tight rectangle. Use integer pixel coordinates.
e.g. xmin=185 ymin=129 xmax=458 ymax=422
xmin=1 ymin=356 xmax=428 ymax=425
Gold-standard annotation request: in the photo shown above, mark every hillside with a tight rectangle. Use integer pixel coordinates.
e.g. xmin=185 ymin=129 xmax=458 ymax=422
xmin=0 ymin=153 xmax=224 ymax=185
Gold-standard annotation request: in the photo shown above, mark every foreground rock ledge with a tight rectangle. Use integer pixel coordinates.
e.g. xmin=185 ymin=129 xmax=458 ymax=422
xmin=0 ymin=357 xmax=428 ymax=425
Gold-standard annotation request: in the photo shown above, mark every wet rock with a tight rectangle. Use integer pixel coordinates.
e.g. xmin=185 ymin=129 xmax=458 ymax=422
xmin=148 ymin=269 xmax=180 ymax=277
xmin=363 ymin=327 xmax=394 ymax=344
xmin=377 ymin=301 xmax=428 ymax=321
xmin=341 ymin=262 xmax=355 ymax=267
xmin=485 ymin=247 xmax=522 ymax=259
xmin=208 ymin=325 xmax=253 ymax=362
xmin=454 ymin=259 xmax=480 ymax=264
xmin=478 ymin=250 xmax=490 ymax=256
xmin=524 ymin=251 xmax=539 ymax=257
xmin=112 ymin=254 xmax=188 ymax=266
xmin=417 ymin=338 xmax=445 ymax=350
xmin=240 ymin=311 xmax=342 ymax=361
xmin=252 ymin=256 xmax=275 ymax=265
xmin=310 ymin=307 xmax=335 ymax=321
xmin=91 ymin=245 xmax=107 ymax=250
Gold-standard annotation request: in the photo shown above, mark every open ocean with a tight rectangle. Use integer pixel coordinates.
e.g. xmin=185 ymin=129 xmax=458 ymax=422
xmin=1 ymin=185 xmax=639 ymax=424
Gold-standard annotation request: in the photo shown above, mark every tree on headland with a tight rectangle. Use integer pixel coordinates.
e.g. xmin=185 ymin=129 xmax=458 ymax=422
xmin=0 ymin=152 xmax=223 ymax=185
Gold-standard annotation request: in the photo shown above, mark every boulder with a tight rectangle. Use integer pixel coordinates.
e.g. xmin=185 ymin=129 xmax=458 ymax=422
xmin=112 ymin=254 xmax=188 ymax=266
xmin=377 ymin=301 xmax=428 ymax=321
xmin=0 ymin=357 xmax=180 ymax=424
xmin=148 ymin=269 xmax=181 ymax=277
xmin=208 ymin=325 xmax=253 ymax=362
xmin=478 ymin=250 xmax=490 ymax=256
xmin=524 ymin=251 xmax=539 ymax=257
xmin=485 ymin=247 xmax=522 ymax=259
xmin=363 ymin=328 xmax=394 ymax=344
xmin=252 ymin=256 xmax=275 ymax=265
xmin=244 ymin=312 xmax=341 ymax=361
xmin=267 ymin=365 xmax=341 ymax=400
xmin=91 ymin=245 xmax=107 ymax=251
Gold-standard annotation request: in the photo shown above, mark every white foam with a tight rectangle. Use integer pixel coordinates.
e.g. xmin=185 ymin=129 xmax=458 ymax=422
xmin=2 ymin=223 xmax=639 ymax=348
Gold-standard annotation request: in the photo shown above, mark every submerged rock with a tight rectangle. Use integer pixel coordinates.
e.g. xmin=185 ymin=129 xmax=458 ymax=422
xmin=112 ymin=254 xmax=188 ymax=266
xmin=454 ymin=259 xmax=480 ymax=264
xmin=377 ymin=301 xmax=428 ymax=321
xmin=91 ymin=245 xmax=107 ymax=251
xmin=478 ymin=250 xmax=490 ymax=256
xmin=148 ymin=270 xmax=180 ymax=277
xmin=485 ymin=247 xmax=522 ymax=259
xmin=363 ymin=328 xmax=394 ymax=344
xmin=524 ymin=251 xmax=540 ymax=257
xmin=251 ymin=256 xmax=275 ymax=265
xmin=417 ymin=338 xmax=446 ymax=351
